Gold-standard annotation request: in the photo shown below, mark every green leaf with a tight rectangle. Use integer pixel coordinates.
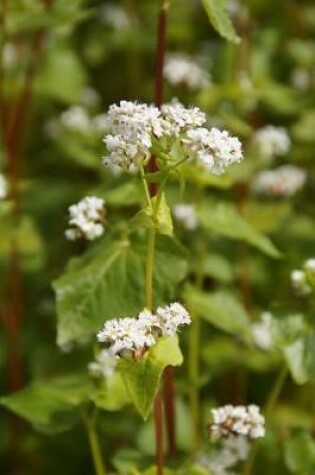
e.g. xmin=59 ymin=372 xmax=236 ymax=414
xmin=272 ymin=314 xmax=315 ymax=384
xmin=192 ymin=253 xmax=235 ymax=283
xmin=181 ymin=164 xmax=235 ymax=189
xmin=35 ymin=46 xmax=87 ymax=103
xmin=0 ymin=375 xmax=92 ymax=434
xmin=104 ymin=182 xmax=143 ymax=207
xmin=7 ymin=0 xmax=93 ymax=34
xmin=91 ymin=373 xmax=130 ymax=411
xmin=118 ymin=336 xmax=183 ymax=420
xmin=54 ymin=235 xmax=188 ymax=346
xmin=184 ymin=285 xmax=252 ymax=343
xmin=130 ymin=193 xmax=173 ymax=236
xmin=201 ymin=0 xmax=240 ymax=43
xmin=197 ymin=202 xmax=281 ymax=258
xmin=284 ymin=431 xmax=315 ymax=473
xmin=243 ymin=201 xmax=291 ymax=234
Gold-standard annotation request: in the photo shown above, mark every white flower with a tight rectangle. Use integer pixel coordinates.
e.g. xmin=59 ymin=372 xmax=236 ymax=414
xmin=80 ymin=87 xmax=100 ymax=107
xmin=254 ymin=126 xmax=291 ymax=158
xmin=60 ymin=106 xmax=91 ymax=133
xmin=102 ymin=101 xmax=162 ymax=170
xmin=100 ymin=4 xmax=132 ymax=30
xmin=198 ymin=435 xmax=250 ymax=475
xmin=102 ymin=100 xmax=244 ymax=175
xmin=97 ymin=316 xmax=156 ymax=357
xmin=164 ymin=53 xmax=210 ymax=90
xmin=252 ymin=165 xmax=306 ymax=197
xmin=88 ymin=349 xmax=117 ymax=379
xmin=97 ymin=303 xmax=190 ymax=357
xmin=291 ymin=68 xmax=311 ymax=91
xmin=173 ymin=203 xmax=198 ymax=230
xmin=305 ymin=259 xmax=315 ymax=274
xmin=251 ymin=312 xmax=273 ymax=351
xmin=0 ymin=174 xmax=7 ymax=199
xmin=161 ymin=101 xmax=207 ymax=136
xmin=291 ymin=269 xmax=312 ymax=295
xmin=65 ymin=196 xmax=105 ymax=241
xmin=3 ymin=43 xmax=18 ymax=69
xmin=183 ymin=127 xmax=243 ymax=175
xmin=156 ymin=302 xmax=191 ymax=337
xmin=210 ymin=405 xmax=265 ymax=439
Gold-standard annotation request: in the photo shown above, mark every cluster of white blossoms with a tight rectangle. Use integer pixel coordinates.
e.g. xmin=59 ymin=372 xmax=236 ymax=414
xmin=209 ymin=405 xmax=265 ymax=439
xmin=182 ymin=127 xmax=243 ymax=175
xmin=58 ymin=106 xmax=108 ymax=135
xmin=102 ymin=100 xmax=244 ymax=175
xmin=163 ymin=53 xmax=211 ymax=90
xmin=291 ymin=258 xmax=315 ymax=295
xmin=173 ymin=203 xmax=198 ymax=230
xmin=252 ymin=165 xmax=306 ymax=197
xmin=199 ymin=435 xmax=250 ymax=475
xmin=254 ymin=126 xmax=291 ymax=158
xmin=0 ymin=174 xmax=7 ymax=199
xmin=251 ymin=312 xmax=273 ymax=351
xmin=65 ymin=196 xmax=106 ymax=241
xmin=100 ymin=4 xmax=132 ymax=30
xmin=291 ymin=67 xmax=315 ymax=92
xmin=88 ymin=349 xmax=117 ymax=379
xmin=97 ymin=303 xmax=191 ymax=358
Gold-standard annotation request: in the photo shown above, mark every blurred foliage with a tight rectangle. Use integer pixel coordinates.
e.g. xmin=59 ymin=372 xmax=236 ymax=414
xmin=1 ymin=0 xmax=315 ymax=474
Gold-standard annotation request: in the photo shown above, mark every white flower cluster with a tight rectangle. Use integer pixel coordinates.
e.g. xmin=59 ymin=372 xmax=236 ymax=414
xmin=97 ymin=303 xmax=191 ymax=358
xmin=199 ymin=435 xmax=250 ymax=475
xmin=210 ymin=405 xmax=265 ymax=439
xmin=103 ymin=101 xmax=162 ymax=170
xmin=100 ymin=4 xmax=132 ymax=30
xmin=251 ymin=312 xmax=273 ymax=351
xmin=161 ymin=101 xmax=207 ymax=135
xmin=164 ymin=53 xmax=210 ymax=90
xmin=57 ymin=106 xmax=108 ymax=136
xmin=0 ymin=174 xmax=7 ymax=199
xmin=88 ymin=349 xmax=117 ymax=379
xmin=291 ymin=258 xmax=315 ymax=295
xmin=60 ymin=106 xmax=91 ymax=133
xmin=291 ymin=67 xmax=315 ymax=91
xmin=173 ymin=203 xmax=198 ymax=230
xmin=183 ymin=127 xmax=243 ymax=175
xmin=102 ymin=100 xmax=244 ymax=174
xmin=254 ymin=126 xmax=291 ymax=158
xmin=252 ymin=165 xmax=306 ymax=197
xmin=65 ymin=196 xmax=105 ymax=241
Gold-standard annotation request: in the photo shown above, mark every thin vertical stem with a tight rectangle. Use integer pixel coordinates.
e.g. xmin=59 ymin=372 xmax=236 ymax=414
xmin=145 ymin=226 xmax=156 ymax=311
xmin=84 ymin=415 xmax=107 ymax=475
xmin=154 ymin=392 xmax=164 ymax=475
xmin=152 ymin=0 xmax=177 ymax=458
xmin=188 ymin=309 xmax=201 ymax=450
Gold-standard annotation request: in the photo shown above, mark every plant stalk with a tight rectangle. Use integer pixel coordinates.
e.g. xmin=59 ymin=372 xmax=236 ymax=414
xmin=84 ymin=416 xmax=107 ymax=475
xmin=188 ymin=308 xmax=201 ymax=450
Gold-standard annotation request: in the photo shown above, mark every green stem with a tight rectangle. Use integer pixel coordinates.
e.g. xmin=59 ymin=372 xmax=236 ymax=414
xmin=145 ymin=226 xmax=156 ymax=311
xmin=139 ymin=164 xmax=152 ymax=210
xmin=83 ymin=413 xmax=107 ymax=475
xmin=243 ymin=366 xmax=288 ymax=475
xmin=188 ymin=308 xmax=201 ymax=450
xmin=188 ymin=237 xmax=205 ymax=451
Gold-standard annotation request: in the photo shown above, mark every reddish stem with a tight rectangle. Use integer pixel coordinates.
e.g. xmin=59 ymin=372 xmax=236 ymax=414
xmin=154 ymin=392 xmax=164 ymax=475
xmin=150 ymin=0 xmax=177 ymax=460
